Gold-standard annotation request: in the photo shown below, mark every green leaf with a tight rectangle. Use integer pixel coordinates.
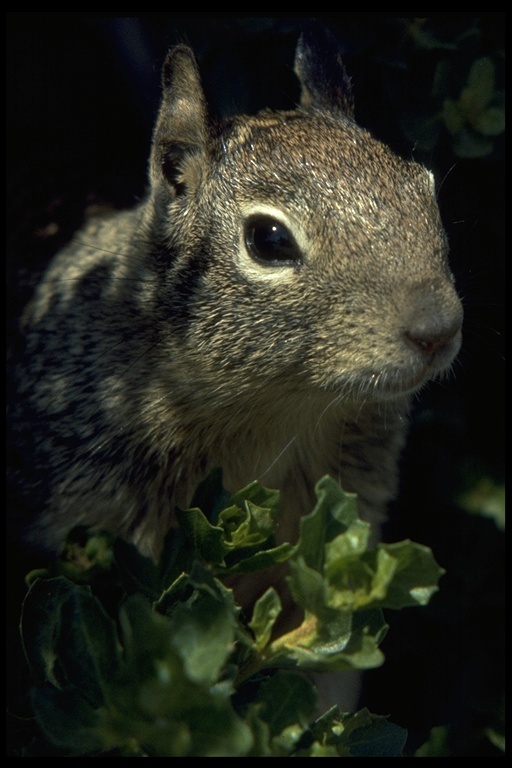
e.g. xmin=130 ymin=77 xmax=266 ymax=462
xmin=287 ymin=480 xmax=444 ymax=617
xmin=486 ymin=727 xmax=506 ymax=753
xmin=342 ymin=710 xmax=407 ymax=757
xmin=56 ymin=528 xmax=115 ymax=584
xmin=408 ymin=21 xmax=457 ymax=52
xmin=188 ymin=466 xmax=231 ymax=519
xmin=452 ymin=127 xmax=495 ymax=158
xmin=464 ymin=57 xmax=496 ymax=111
xmin=415 ymin=724 xmax=451 ymax=756
xmin=370 ymin=540 xmax=445 ymax=609
xmin=21 ymin=576 xmax=76 ymax=687
xmin=295 ymin=475 xmax=359 ymax=572
xmin=243 ymin=704 xmax=273 ymax=756
xmin=228 ymin=479 xmax=281 ymax=514
xmin=268 ymin=608 xmax=386 ymax=673
xmin=30 ymin=685 xmax=104 ymax=755
xmin=21 ymin=577 xmax=121 ymax=706
xmin=166 ymin=587 xmax=238 ymax=686
xmin=114 ymin=595 xmax=187 ymax=717
xmin=287 ymin=555 xmax=328 ymax=617
xmin=111 ymin=595 xmax=253 ymax=756
xmin=458 ymin=476 xmax=505 ymax=531
xmin=157 ymin=526 xmax=197 ymax=592
xmin=443 ymin=98 xmax=465 ymax=134
xmin=176 ymin=475 xmax=286 ymax=571
xmin=472 ymin=105 xmax=505 ymax=136
xmin=17 ymin=471 xmax=448 ymax=756
xmin=222 ymin=541 xmax=295 ymax=574
xmin=324 ymin=539 xmax=444 ymax=612
xmin=254 ymin=670 xmax=317 ymax=736
xmin=249 ymin=587 xmax=282 ymax=651
xmin=114 ymin=537 xmax=161 ymax=600
xmin=54 ymin=588 xmax=122 ymax=708
xmin=305 ymin=706 xmax=407 ymax=757
xmin=442 ymin=57 xmax=504 ymax=152
xmin=219 ymin=500 xmax=275 ymax=549
xmin=176 ymin=506 xmax=227 ymax=565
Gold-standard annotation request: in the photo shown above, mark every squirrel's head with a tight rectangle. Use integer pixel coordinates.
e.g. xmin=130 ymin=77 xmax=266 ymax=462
xmin=145 ymin=24 xmax=463 ymax=411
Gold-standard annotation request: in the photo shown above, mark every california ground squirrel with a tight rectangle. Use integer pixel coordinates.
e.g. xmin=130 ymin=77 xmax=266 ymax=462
xmin=11 ymin=25 xmax=462 ymax=603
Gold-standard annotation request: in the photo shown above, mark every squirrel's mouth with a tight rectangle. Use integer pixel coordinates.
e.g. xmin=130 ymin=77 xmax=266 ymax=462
xmin=357 ymin=360 xmax=454 ymax=400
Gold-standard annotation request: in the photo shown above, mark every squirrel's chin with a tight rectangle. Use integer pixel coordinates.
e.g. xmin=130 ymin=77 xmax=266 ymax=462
xmin=325 ymin=365 xmax=445 ymax=402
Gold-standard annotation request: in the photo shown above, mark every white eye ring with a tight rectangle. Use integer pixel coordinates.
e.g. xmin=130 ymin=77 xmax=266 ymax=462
xmin=236 ymin=204 xmax=307 ymax=282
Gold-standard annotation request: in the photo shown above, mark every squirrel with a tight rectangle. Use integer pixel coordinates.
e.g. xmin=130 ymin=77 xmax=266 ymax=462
xmin=11 ymin=25 xmax=462 ymax=615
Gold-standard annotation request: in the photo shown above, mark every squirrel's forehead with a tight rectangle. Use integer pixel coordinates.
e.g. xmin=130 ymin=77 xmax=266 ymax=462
xmin=218 ymin=123 xmax=434 ymax=212
xmin=221 ymin=116 xmax=429 ymax=191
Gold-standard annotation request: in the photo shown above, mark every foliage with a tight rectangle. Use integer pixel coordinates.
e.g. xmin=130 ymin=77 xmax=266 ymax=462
xmin=18 ymin=474 xmax=446 ymax=757
xmin=397 ymin=18 xmax=505 ymax=158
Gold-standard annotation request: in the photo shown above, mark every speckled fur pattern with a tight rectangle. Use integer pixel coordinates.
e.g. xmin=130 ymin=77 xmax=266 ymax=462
xmin=11 ymin=27 xmax=462 ymax=657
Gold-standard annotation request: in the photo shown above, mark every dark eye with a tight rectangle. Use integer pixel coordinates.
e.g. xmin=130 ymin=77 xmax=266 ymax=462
xmin=245 ymin=216 xmax=302 ymax=265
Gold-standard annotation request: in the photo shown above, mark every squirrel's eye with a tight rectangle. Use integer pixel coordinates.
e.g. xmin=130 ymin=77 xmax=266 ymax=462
xmin=245 ymin=216 xmax=302 ymax=265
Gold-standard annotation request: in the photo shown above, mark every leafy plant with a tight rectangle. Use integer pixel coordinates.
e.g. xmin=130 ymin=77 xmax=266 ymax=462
xmin=19 ymin=473 xmax=446 ymax=756
xmin=385 ymin=17 xmax=506 ymax=159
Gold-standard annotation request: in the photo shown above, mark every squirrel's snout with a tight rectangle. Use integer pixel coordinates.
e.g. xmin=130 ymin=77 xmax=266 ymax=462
xmin=403 ymin=306 xmax=462 ymax=368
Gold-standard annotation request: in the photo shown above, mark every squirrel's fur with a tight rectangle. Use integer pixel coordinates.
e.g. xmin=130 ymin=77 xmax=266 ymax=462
xmin=11 ymin=27 xmax=462 ymax=606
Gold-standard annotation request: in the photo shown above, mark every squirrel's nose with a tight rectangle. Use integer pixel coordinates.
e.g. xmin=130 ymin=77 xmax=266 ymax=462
xmin=404 ymin=316 xmax=462 ymax=361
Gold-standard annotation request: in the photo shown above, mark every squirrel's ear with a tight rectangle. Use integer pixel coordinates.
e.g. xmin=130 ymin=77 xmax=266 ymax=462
xmin=150 ymin=45 xmax=210 ymax=196
xmin=294 ymin=23 xmax=355 ymax=120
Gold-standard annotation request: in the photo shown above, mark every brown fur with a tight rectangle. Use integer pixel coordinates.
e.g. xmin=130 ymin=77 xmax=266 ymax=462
xmin=12 ymin=28 xmax=462 ymax=617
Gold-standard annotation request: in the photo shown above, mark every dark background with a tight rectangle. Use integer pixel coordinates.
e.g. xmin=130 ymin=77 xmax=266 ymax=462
xmin=6 ymin=13 xmax=505 ymax=756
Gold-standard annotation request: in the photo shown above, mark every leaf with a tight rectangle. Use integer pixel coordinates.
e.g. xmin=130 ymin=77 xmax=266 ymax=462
xmin=219 ymin=500 xmax=275 ymax=549
xmin=228 ymin=479 xmax=281 ymax=514
xmin=56 ymin=528 xmax=115 ymax=583
xmin=370 ymin=540 xmax=445 ymax=609
xmin=324 ymin=539 xmax=444 ymax=612
xmin=306 ymin=706 xmax=407 ymax=757
xmin=54 ymin=587 xmax=122 ymax=708
xmin=166 ymin=587 xmax=238 ymax=686
xmin=249 ymin=587 xmax=282 ymax=651
xmin=294 ymin=475 xmax=359 ymax=572
xmin=21 ymin=576 xmax=77 ymax=687
xmin=176 ymin=506 xmax=227 ymax=565
xmin=254 ymin=671 xmax=317 ymax=736
xmin=472 ymin=105 xmax=505 ymax=137
xmin=342 ymin=710 xmax=407 ymax=757
xmin=113 ymin=596 xmax=185 ymax=716
xmin=452 ymin=127 xmax=495 ymax=158
xmin=243 ymin=705 xmax=273 ymax=757
xmin=443 ymin=98 xmax=465 ymax=134
xmin=464 ymin=57 xmax=496 ymax=111
xmin=415 ymin=724 xmax=450 ymax=756
xmin=459 ymin=476 xmax=505 ymax=531
xmin=442 ymin=57 xmax=504 ymax=153
xmin=21 ymin=576 xmax=121 ymax=706
xmin=188 ymin=466 xmax=231 ymax=519
xmin=222 ymin=541 xmax=295 ymax=574
xmin=157 ymin=526 xmax=197 ymax=592
xmin=30 ymin=685 xmax=104 ymax=755
xmin=486 ymin=727 xmax=506 ymax=753
xmin=176 ymin=473 xmax=294 ymax=575
xmin=268 ymin=608 xmax=387 ymax=673
xmin=286 ymin=555 xmax=328 ymax=617
xmin=408 ymin=20 xmax=458 ymax=52
xmin=114 ymin=537 xmax=162 ymax=600
xmin=18 ymin=472 xmax=448 ymax=756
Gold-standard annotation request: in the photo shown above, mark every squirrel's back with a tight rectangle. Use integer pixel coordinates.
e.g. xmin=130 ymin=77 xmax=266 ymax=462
xmin=11 ymin=25 xmax=462 ymax=573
